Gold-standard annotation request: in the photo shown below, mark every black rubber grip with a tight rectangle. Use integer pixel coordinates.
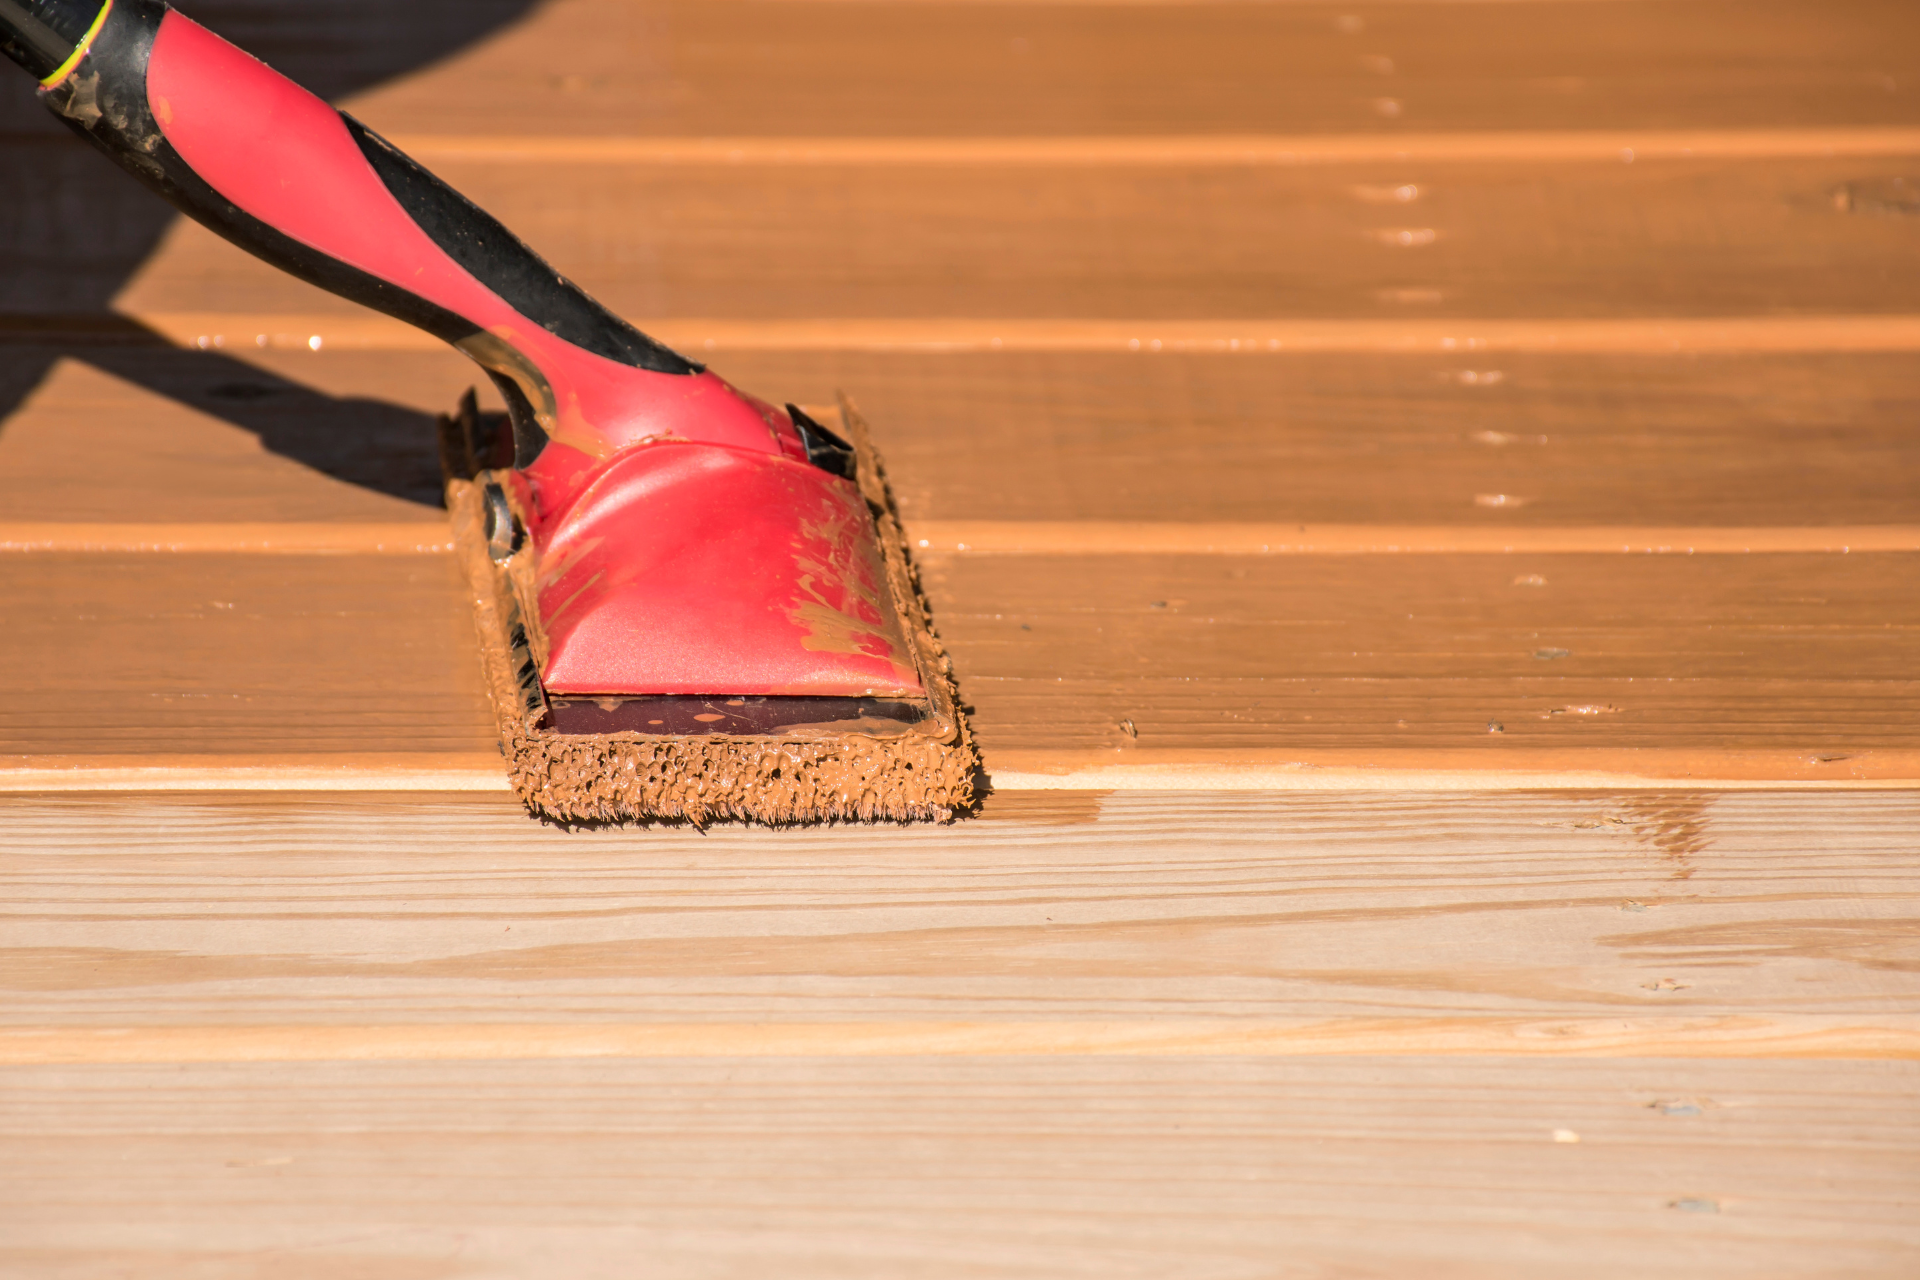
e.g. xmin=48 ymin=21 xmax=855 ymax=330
xmin=0 ymin=0 xmax=98 ymax=80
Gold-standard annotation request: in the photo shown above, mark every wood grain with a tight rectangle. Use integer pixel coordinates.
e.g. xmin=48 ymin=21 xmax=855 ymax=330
xmin=2 ymin=790 xmax=1917 ymax=1033
xmin=4 ymin=1057 xmax=1915 ymax=1279
xmin=105 ymin=156 xmax=1920 ymax=322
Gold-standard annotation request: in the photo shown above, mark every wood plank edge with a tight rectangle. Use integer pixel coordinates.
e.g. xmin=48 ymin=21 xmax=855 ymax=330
xmin=0 ymin=757 xmax=510 ymax=792
xmin=389 ymin=128 xmax=1920 ymax=166
xmin=6 ymin=523 xmax=1915 ymax=556
xmin=0 ymin=523 xmax=452 ymax=554
xmin=85 ymin=313 xmax=1920 ymax=356
xmin=987 ymin=749 xmax=1920 ymax=788
xmin=5 ymin=1017 xmax=1914 ymax=1064
xmin=909 ymin=523 xmax=1920 ymax=554
xmin=985 ymin=771 xmax=1919 ymax=792
xmin=3 ymin=751 xmax=1914 ymax=792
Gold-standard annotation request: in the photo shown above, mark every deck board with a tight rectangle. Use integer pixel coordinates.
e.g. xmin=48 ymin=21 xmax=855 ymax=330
xmin=0 ymin=554 xmax=494 ymax=759
xmin=5 ymin=1057 xmax=1916 ymax=1279
xmin=3 ymin=790 xmax=1916 ymax=1032
xmin=340 ymin=0 xmax=1920 ymax=137
xmin=4 ymin=551 xmax=1915 ymax=771
xmin=5 ymin=350 xmax=1918 ymax=528
xmin=97 ymin=156 xmax=1920 ymax=323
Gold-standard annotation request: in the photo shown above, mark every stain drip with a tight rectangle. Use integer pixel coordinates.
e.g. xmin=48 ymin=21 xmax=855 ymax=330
xmin=1618 ymin=792 xmax=1716 ymax=880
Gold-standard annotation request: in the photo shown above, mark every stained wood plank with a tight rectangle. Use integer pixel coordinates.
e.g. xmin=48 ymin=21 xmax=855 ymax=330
xmin=0 ymin=555 xmax=495 ymax=759
xmin=930 ymin=551 xmax=1920 ymax=757
xmin=6 ymin=350 xmax=1918 ymax=530
xmin=3 ymin=1057 xmax=1915 ymax=1279
xmin=339 ymin=0 xmax=1920 ymax=137
xmin=739 ymin=350 xmax=1920 ymax=529
xmin=102 ymin=156 xmax=1920 ymax=322
xmin=0 ymin=353 xmax=470 ymax=522
xmin=4 ymin=550 xmax=1914 ymax=767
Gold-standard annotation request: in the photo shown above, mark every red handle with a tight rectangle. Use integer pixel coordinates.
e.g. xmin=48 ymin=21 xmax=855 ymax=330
xmin=32 ymin=1 xmax=806 ymax=523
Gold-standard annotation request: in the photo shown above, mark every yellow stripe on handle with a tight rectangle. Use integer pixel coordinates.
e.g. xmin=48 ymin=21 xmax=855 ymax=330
xmin=38 ymin=0 xmax=113 ymax=88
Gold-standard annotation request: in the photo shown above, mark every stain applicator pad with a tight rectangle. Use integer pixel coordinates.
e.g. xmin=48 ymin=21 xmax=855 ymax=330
xmin=442 ymin=395 xmax=978 ymax=825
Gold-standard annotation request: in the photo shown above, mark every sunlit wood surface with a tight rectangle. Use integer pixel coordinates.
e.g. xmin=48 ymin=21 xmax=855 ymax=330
xmin=2 ymin=1 xmax=1917 ymax=1275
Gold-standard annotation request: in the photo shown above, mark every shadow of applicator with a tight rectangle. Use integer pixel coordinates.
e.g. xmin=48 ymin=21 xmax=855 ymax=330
xmin=0 ymin=0 xmax=546 ymax=507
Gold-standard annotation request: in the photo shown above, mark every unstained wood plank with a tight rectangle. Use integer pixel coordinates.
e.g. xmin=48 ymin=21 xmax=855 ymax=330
xmin=3 ymin=1056 xmax=1915 ymax=1279
xmin=2 ymin=790 xmax=1916 ymax=1032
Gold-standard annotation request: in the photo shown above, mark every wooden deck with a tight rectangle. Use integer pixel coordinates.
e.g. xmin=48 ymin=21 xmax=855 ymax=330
xmin=2 ymin=1 xmax=1917 ymax=1274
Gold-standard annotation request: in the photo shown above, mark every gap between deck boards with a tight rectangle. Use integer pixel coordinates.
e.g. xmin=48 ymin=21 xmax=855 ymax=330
xmin=4 ymin=1017 xmax=1914 ymax=1065
xmin=4 ymin=523 xmax=1915 ymax=555
xmin=387 ymin=128 xmax=1920 ymax=166
xmin=37 ymin=313 xmax=1920 ymax=355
